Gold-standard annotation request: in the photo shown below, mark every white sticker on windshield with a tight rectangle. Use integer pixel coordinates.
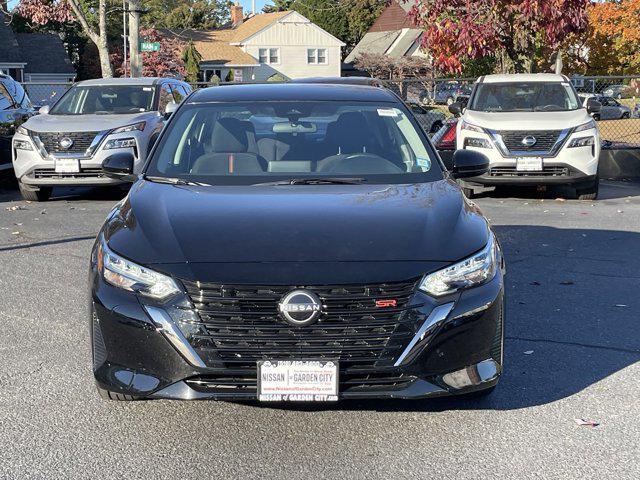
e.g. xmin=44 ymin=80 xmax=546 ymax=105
xmin=377 ymin=108 xmax=399 ymax=117
xmin=143 ymin=87 xmax=153 ymax=91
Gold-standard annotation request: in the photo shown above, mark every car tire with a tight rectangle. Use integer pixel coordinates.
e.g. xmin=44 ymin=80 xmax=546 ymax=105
xmin=593 ymin=114 xmax=600 ymax=121
xmin=96 ymin=386 xmax=139 ymax=401
xmin=622 ymin=112 xmax=630 ymax=119
xmin=430 ymin=120 xmax=443 ymax=134
xmin=18 ymin=182 xmax=52 ymax=202
xmin=576 ymin=178 xmax=599 ymax=201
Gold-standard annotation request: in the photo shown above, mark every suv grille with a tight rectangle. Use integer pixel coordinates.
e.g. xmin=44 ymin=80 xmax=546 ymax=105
xmin=489 ymin=165 xmax=569 ymax=177
xmin=35 ymin=131 xmax=99 ymax=154
xmin=181 ymin=280 xmax=420 ymax=370
xmin=498 ymin=130 xmax=562 ymax=152
xmin=32 ymin=168 xmax=105 ymax=179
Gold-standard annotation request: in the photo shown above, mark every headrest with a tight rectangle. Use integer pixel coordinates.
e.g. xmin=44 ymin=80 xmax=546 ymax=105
xmin=211 ymin=117 xmax=253 ymax=153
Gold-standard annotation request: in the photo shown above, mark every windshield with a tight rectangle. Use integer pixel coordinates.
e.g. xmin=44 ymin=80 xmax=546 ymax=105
xmin=146 ymin=101 xmax=442 ymax=185
xmin=50 ymin=85 xmax=155 ymax=115
xmin=469 ymin=82 xmax=581 ymax=112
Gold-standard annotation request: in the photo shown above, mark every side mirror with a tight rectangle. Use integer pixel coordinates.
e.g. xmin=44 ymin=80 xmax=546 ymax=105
xmin=102 ymin=152 xmax=137 ymax=182
xmin=163 ymin=101 xmax=179 ymax=119
xmin=586 ymin=98 xmax=601 ymax=114
xmin=38 ymin=105 xmax=50 ymax=115
xmin=448 ymin=102 xmax=463 ymax=117
xmin=451 ymin=149 xmax=489 ymax=179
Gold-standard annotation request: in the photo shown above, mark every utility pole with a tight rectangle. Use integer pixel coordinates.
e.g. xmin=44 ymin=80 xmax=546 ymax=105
xmin=122 ymin=0 xmax=128 ymax=77
xmin=554 ymin=50 xmax=563 ymax=75
xmin=128 ymin=0 xmax=142 ymax=77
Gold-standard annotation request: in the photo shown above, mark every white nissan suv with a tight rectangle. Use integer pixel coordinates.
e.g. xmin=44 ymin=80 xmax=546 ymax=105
xmin=11 ymin=77 xmax=191 ymax=201
xmin=452 ymin=74 xmax=601 ymax=199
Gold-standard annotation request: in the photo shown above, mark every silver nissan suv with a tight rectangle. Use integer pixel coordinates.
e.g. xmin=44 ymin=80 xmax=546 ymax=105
xmin=12 ymin=77 xmax=191 ymax=201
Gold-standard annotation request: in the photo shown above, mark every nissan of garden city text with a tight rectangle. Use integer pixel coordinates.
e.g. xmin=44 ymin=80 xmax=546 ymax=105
xmin=90 ymin=83 xmax=505 ymax=403
xmin=452 ymin=73 xmax=602 ymax=199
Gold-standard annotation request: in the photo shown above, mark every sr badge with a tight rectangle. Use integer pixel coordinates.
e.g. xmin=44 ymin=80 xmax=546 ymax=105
xmin=278 ymin=290 xmax=322 ymax=326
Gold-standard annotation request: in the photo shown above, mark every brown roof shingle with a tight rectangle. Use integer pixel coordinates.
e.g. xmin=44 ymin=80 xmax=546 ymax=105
xmin=162 ymin=11 xmax=293 ymax=66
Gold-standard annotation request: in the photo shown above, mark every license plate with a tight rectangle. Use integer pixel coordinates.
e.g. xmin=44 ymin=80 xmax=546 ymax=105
xmin=257 ymin=360 xmax=338 ymax=402
xmin=516 ymin=157 xmax=543 ymax=172
xmin=54 ymin=158 xmax=80 ymax=173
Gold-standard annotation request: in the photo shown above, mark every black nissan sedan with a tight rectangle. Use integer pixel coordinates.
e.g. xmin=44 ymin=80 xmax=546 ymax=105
xmin=90 ymin=83 xmax=504 ymax=402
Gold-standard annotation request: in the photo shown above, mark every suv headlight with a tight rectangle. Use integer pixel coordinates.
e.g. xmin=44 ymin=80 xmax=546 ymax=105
xmin=97 ymin=240 xmax=180 ymax=300
xmin=16 ymin=126 xmax=29 ymax=136
xmin=574 ymin=119 xmax=596 ymax=132
xmin=419 ymin=232 xmax=500 ymax=297
xmin=104 ymin=137 xmax=136 ymax=150
xmin=112 ymin=122 xmax=146 ymax=133
xmin=460 ymin=120 xmax=484 ymax=133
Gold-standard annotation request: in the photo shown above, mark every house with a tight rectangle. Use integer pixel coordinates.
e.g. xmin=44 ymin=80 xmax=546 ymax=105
xmin=0 ymin=10 xmax=75 ymax=83
xmin=166 ymin=6 xmax=345 ymax=82
xmin=344 ymin=0 xmax=426 ymax=72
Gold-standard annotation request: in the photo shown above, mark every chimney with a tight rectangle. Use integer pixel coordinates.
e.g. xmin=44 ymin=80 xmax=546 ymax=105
xmin=231 ymin=2 xmax=244 ymax=26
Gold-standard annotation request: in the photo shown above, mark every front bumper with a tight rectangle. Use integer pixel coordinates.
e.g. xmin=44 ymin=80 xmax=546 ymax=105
xmin=11 ymin=131 xmax=147 ymax=186
xmin=90 ymin=267 xmax=504 ymax=401
xmin=457 ymin=127 xmax=600 ymax=187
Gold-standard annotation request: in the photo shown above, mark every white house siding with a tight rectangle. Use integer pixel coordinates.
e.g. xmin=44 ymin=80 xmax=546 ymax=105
xmin=240 ymin=12 xmax=344 ymax=81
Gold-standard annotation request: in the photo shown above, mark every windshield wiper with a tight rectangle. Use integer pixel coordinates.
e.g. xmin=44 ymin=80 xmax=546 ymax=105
xmin=145 ymin=176 xmax=211 ymax=186
xmin=253 ymin=177 xmax=366 ymax=186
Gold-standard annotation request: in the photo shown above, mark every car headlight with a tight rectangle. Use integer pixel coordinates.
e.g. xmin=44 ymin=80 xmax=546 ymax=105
xmin=463 ymin=137 xmax=492 ymax=149
xmin=97 ymin=241 xmax=180 ymax=300
xmin=13 ymin=139 xmax=33 ymax=150
xmin=568 ymin=136 xmax=595 ymax=148
xmin=112 ymin=122 xmax=146 ymax=133
xmin=460 ymin=120 xmax=484 ymax=133
xmin=16 ymin=126 xmax=29 ymax=136
xmin=419 ymin=232 xmax=500 ymax=297
xmin=104 ymin=137 xmax=137 ymax=150
xmin=574 ymin=119 xmax=596 ymax=132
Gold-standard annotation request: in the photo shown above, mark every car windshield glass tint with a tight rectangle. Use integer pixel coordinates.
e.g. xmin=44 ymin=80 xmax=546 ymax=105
xmin=470 ymin=82 xmax=581 ymax=112
xmin=50 ymin=85 xmax=155 ymax=114
xmin=146 ymin=101 xmax=442 ymax=185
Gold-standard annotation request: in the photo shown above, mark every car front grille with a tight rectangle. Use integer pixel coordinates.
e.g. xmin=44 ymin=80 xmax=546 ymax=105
xmin=497 ymin=130 xmax=563 ymax=152
xmin=181 ymin=280 xmax=421 ymax=371
xmin=34 ymin=131 xmax=99 ymax=154
xmin=489 ymin=165 xmax=569 ymax=177
xmin=31 ymin=168 xmax=105 ymax=179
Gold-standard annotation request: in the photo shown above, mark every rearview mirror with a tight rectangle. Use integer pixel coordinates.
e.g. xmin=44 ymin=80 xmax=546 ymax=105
xmin=38 ymin=105 xmax=50 ymax=115
xmin=164 ymin=101 xmax=179 ymax=119
xmin=586 ymin=98 xmax=601 ymax=114
xmin=451 ymin=150 xmax=489 ymax=179
xmin=102 ymin=152 xmax=137 ymax=182
xmin=448 ymin=102 xmax=463 ymax=117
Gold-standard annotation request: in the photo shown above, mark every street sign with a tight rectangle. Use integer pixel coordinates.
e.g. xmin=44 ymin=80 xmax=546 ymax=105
xmin=140 ymin=42 xmax=160 ymax=53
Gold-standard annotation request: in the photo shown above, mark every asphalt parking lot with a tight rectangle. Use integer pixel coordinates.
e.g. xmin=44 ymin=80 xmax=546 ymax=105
xmin=0 ymin=177 xmax=639 ymax=479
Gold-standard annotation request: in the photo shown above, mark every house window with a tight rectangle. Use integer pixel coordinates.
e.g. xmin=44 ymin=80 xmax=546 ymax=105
xmin=307 ymin=49 xmax=328 ymax=65
xmin=259 ymin=48 xmax=280 ymax=64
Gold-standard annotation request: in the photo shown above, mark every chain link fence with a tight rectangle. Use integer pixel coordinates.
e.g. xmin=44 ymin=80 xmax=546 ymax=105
xmin=22 ymin=83 xmax=73 ymax=108
xmin=20 ymin=75 xmax=640 ymax=148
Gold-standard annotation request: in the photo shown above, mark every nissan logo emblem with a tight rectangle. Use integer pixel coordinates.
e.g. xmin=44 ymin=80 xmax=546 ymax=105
xmin=278 ymin=290 xmax=322 ymax=326
xmin=521 ymin=135 xmax=537 ymax=147
xmin=59 ymin=137 xmax=74 ymax=150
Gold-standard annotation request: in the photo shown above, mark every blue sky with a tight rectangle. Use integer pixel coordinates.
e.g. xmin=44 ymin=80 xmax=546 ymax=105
xmin=6 ymin=0 xmax=273 ymax=15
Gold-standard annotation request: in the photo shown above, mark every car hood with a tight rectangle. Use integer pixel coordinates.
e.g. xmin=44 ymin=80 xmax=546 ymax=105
xmin=24 ymin=112 xmax=157 ymax=133
xmin=463 ymin=109 xmax=590 ymax=130
xmin=104 ymin=179 xmax=490 ymax=265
